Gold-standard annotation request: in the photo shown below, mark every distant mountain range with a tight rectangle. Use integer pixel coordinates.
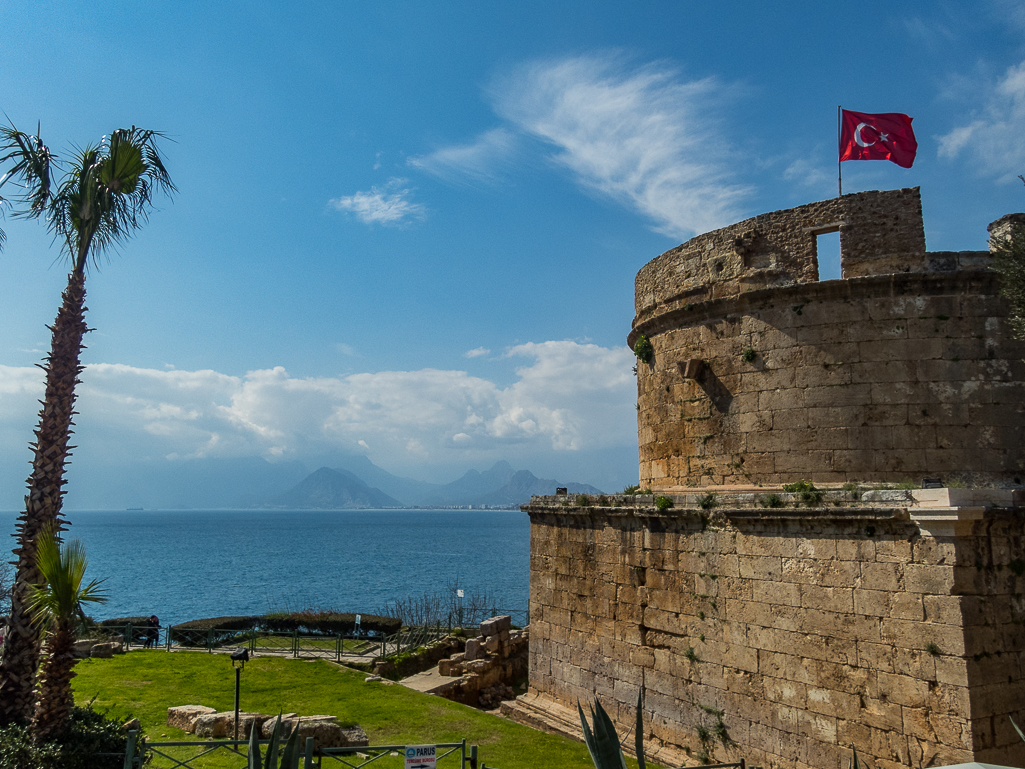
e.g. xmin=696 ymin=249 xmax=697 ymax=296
xmin=260 ymin=459 xmax=603 ymax=509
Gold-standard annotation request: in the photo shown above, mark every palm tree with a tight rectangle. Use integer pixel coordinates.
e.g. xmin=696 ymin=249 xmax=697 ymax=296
xmin=0 ymin=123 xmax=174 ymax=724
xmin=25 ymin=525 xmax=108 ymax=743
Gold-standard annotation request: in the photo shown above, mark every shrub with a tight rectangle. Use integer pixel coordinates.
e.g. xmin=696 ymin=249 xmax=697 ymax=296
xmin=697 ymin=493 xmax=717 ymax=510
xmin=575 ymin=494 xmax=591 ymax=507
xmin=655 ymin=496 xmax=674 ymax=511
xmin=0 ymin=705 xmax=133 ymax=769
xmin=759 ymin=493 xmax=784 ymax=509
xmin=633 ymin=334 xmax=654 ymax=364
xmin=741 ymin=347 xmax=756 ymax=362
xmin=782 ymin=479 xmax=824 ymax=507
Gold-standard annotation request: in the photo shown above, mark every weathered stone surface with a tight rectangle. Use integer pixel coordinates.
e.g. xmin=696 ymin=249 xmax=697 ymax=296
xmin=480 ymin=615 xmax=512 ymax=637
xmin=464 ymin=638 xmax=481 ymax=661
xmin=522 ymin=502 xmax=1025 ymax=769
xmin=629 ymin=188 xmax=1025 ymax=489
xmin=266 ymin=718 xmax=367 ymax=750
xmin=194 ymin=712 xmax=232 ymax=738
xmin=166 ymin=705 xmax=216 ymax=733
xmin=90 ymin=642 xmax=118 ymax=658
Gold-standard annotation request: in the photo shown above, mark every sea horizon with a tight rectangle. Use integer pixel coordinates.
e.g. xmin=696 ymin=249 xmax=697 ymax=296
xmin=0 ymin=508 xmax=530 ymax=628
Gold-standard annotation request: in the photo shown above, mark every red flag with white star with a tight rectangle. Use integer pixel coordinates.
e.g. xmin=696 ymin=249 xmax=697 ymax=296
xmin=839 ymin=109 xmax=917 ymax=168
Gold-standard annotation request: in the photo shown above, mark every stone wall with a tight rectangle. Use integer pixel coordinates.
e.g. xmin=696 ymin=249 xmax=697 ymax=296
xmin=522 ymin=495 xmax=1025 ymax=769
xmin=628 ymin=189 xmax=1025 ymax=489
xmin=634 ymin=188 xmax=929 ymax=320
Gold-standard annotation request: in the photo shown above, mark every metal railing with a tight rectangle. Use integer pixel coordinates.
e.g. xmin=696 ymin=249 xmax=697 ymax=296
xmin=125 ymin=731 xmax=483 ymax=769
xmin=95 ymin=609 xmax=527 ymax=662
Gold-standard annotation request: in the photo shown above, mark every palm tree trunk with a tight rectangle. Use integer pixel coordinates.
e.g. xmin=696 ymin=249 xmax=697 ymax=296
xmin=0 ymin=270 xmax=87 ymax=726
xmin=31 ymin=622 xmax=77 ymax=744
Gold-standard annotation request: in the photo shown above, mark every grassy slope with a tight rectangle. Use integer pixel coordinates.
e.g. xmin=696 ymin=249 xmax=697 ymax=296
xmin=72 ymin=651 xmax=648 ymax=769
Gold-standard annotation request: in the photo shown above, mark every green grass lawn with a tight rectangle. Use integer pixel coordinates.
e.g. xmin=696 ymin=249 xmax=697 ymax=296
xmin=72 ymin=650 xmax=648 ymax=769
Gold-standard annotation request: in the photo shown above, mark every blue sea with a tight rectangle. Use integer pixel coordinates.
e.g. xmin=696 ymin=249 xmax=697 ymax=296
xmin=0 ymin=509 xmax=530 ymax=627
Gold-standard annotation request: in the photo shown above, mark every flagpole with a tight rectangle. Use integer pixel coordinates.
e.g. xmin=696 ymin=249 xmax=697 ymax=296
xmin=837 ymin=105 xmax=843 ymax=197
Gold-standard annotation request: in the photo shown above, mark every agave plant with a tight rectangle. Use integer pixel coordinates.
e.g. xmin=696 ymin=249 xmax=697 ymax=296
xmin=248 ymin=713 xmax=303 ymax=769
xmin=578 ymin=691 xmax=645 ymax=769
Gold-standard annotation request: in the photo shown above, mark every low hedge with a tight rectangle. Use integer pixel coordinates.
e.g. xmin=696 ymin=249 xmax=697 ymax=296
xmin=97 ymin=616 xmax=151 ymax=627
xmin=167 ymin=616 xmax=258 ymax=648
xmin=154 ymin=613 xmax=403 ymax=648
xmin=262 ymin=611 xmax=401 ymax=636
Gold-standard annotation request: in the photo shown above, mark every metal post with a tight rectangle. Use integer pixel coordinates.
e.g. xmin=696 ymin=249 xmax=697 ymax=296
xmin=303 ymin=737 xmax=315 ymax=768
xmin=123 ymin=729 xmax=138 ymax=769
xmin=233 ymin=665 xmax=241 ymax=742
xmin=468 ymin=744 xmax=477 ymax=769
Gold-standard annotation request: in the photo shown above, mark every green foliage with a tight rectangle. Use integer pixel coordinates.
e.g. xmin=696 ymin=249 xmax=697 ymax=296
xmin=759 ymin=493 xmax=784 ymax=509
xmin=577 ymin=691 xmax=645 ymax=769
xmin=991 ymin=222 xmax=1025 ymax=341
xmin=633 ymin=335 xmax=654 ymax=364
xmin=925 ymin=643 xmax=940 ymax=656
xmin=684 ymin=647 xmax=699 ymax=663
xmin=97 ymin=616 xmax=150 ymax=627
xmin=262 ymin=611 xmax=400 ymax=636
xmin=782 ymin=479 xmax=815 ymax=493
xmin=27 ymin=525 xmax=109 ymax=630
xmin=0 ymin=706 xmax=132 ymax=769
xmin=622 ymin=485 xmax=641 ymax=495
xmin=697 ymin=493 xmax=717 ymax=510
xmin=741 ymin=347 xmax=756 ymax=362
xmin=782 ymin=479 xmax=824 ymax=507
xmin=575 ymin=494 xmax=591 ymax=507
xmin=248 ymin=713 xmax=303 ymax=769
xmin=851 ymin=746 xmax=872 ymax=769
xmin=654 ymin=496 xmax=674 ymax=511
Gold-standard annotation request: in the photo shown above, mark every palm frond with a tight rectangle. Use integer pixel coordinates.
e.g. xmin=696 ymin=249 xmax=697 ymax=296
xmin=4 ymin=121 xmax=174 ymax=270
xmin=26 ymin=523 xmax=108 ymax=630
xmin=0 ymin=121 xmax=55 ymax=232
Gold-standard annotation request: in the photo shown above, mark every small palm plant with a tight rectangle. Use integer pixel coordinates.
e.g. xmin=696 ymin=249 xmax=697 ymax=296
xmin=578 ymin=691 xmax=646 ymax=769
xmin=26 ymin=525 xmax=108 ymax=743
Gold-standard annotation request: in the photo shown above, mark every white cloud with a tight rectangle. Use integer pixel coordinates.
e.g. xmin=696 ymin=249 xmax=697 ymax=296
xmin=0 ymin=341 xmax=637 ymax=471
xmin=938 ymin=60 xmax=1025 ymax=181
xmin=488 ymin=54 xmax=749 ymax=238
xmin=782 ymin=158 xmax=831 ymax=189
xmin=329 ymin=178 xmax=426 ymax=225
xmin=464 ymin=347 xmax=490 ymax=358
xmin=408 ymin=128 xmax=518 ymax=184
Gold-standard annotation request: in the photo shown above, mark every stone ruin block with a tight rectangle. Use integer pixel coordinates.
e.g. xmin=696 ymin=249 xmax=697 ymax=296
xmin=265 ymin=717 xmax=368 ymax=751
xmin=193 ymin=712 xmax=233 ymax=738
xmin=90 ymin=642 xmax=119 ymax=658
xmin=463 ymin=638 xmax=481 ymax=660
xmin=167 ymin=705 xmax=216 ymax=733
xmin=480 ymin=615 xmax=512 ymax=637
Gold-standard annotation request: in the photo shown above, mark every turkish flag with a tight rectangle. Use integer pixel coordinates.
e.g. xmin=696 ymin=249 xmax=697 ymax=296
xmin=839 ymin=109 xmax=917 ymax=168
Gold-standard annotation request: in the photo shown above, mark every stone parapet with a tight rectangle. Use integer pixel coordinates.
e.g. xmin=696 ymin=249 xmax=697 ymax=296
xmin=523 ymin=500 xmax=1025 ymax=769
xmin=627 ymin=270 xmax=1025 ymax=489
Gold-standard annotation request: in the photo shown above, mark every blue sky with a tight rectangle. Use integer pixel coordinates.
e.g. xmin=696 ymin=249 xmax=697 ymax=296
xmin=2 ymin=0 xmax=1025 ymax=506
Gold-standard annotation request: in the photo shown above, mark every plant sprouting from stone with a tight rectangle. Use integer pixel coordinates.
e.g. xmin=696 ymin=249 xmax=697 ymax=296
xmin=633 ymin=334 xmax=654 ymax=364
xmin=698 ymin=493 xmax=717 ymax=510
xmin=742 ymin=347 xmax=756 ymax=362
xmin=655 ymin=496 xmax=674 ymax=511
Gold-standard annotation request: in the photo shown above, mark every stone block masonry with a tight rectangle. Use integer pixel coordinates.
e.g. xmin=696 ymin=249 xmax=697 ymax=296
xmin=628 ymin=188 xmax=1025 ymax=489
xmin=505 ymin=189 xmax=1025 ymax=769
xmin=519 ymin=497 xmax=1025 ymax=769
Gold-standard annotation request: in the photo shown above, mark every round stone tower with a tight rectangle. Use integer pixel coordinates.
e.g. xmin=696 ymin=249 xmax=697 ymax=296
xmin=627 ymin=187 xmax=1025 ymax=489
